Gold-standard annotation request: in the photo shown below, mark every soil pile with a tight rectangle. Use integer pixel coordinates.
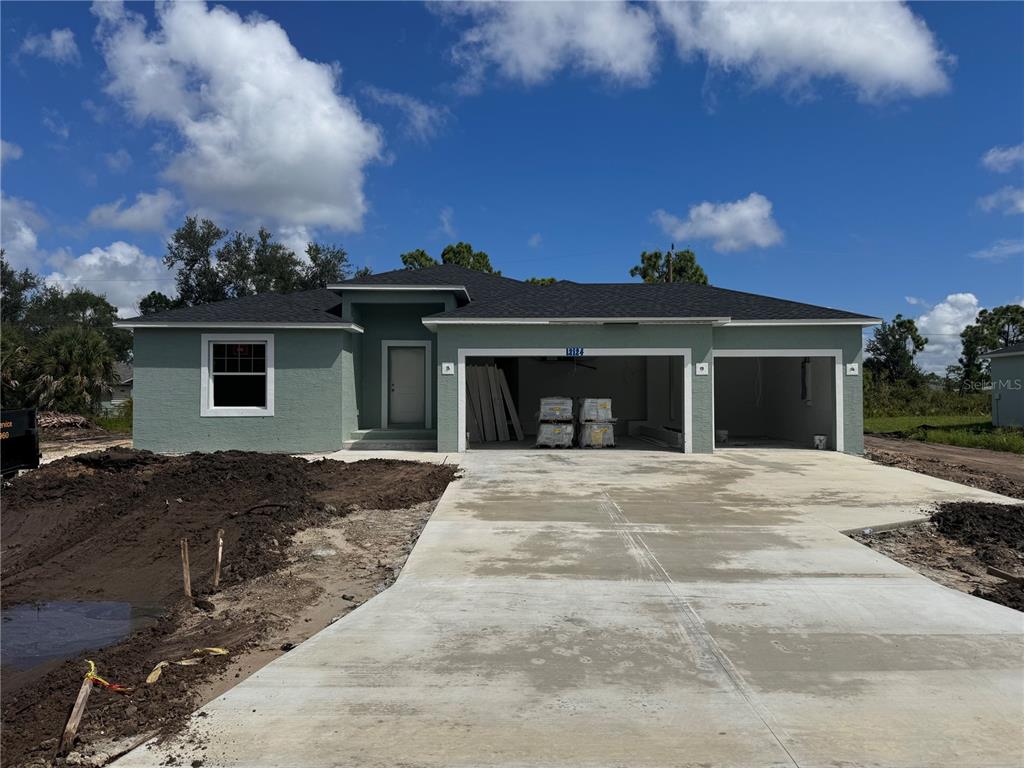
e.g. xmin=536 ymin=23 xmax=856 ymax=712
xmin=1 ymin=449 xmax=457 ymax=767
xmin=3 ymin=448 xmax=455 ymax=606
xmin=852 ymin=501 xmax=1024 ymax=611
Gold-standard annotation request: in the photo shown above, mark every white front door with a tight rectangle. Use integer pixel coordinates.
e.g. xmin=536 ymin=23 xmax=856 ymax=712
xmin=388 ymin=346 xmax=426 ymax=426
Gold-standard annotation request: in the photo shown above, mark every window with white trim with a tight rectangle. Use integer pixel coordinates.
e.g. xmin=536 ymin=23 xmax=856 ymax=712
xmin=201 ymin=334 xmax=275 ymax=417
xmin=213 ymin=343 xmax=266 ymax=406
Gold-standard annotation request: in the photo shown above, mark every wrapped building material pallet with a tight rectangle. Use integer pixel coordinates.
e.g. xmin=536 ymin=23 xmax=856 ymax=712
xmin=539 ymin=397 xmax=574 ymax=422
xmin=579 ymin=398 xmax=613 ymax=423
xmin=536 ymin=422 xmax=575 ymax=448
xmin=578 ymin=422 xmax=615 ymax=448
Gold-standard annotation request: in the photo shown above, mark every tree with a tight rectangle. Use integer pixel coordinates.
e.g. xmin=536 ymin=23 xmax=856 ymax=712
xmin=31 ymin=325 xmax=117 ymax=414
xmin=22 ymin=285 xmax=132 ymax=363
xmin=1 ymin=254 xmax=41 ymax=324
xmin=1 ymin=323 xmax=33 ymax=408
xmin=401 ymin=242 xmax=499 ymax=273
xmin=165 ymin=216 xmax=229 ymax=306
xmin=864 ymin=314 xmax=927 ymax=385
xmin=630 ymin=246 xmax=708 ymax=285
xmin=440 ymin=242 xmax=498 ymax=273
xmin=303 ymin=242 xmax=352 ymax=288
xmin=400 ymin=248 xmax=437 ymax=270
xmin=138 ymin=291 xmax=182 ymax=316
xmin=526 ymin=277 xmax=557 ymax=285
xmin=955 ymin=304 xmax=1024 ymax=391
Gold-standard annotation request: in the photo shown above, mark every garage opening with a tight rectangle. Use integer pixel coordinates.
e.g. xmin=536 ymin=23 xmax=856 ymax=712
xmin=713 ymin=355 xmax=838 ymax=450
xmin=462 ymin=353 xmax=687 ymax=451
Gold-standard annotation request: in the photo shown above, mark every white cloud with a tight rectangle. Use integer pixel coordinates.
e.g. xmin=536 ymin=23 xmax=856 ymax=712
xmin=438 ymin=1 xmax=659 ymax=91
xmin=104 ymin=148 xmax=133 ymax=173
xmin=978 ymin=186 xmax=1024 ymax=215
xmin=653 ymin=192 xmax=783 ymax=253
xmin=656 ymin=2 xmax=950 ymax=102
xmin=364 ymin=86 xmax=448 ymax=142
xmin=969 ymin=238 xmax=1024 ymax=262
xmin=46 ymin=242 xmax=173 ymax=316
xmin=82 ymin=98 xmax=108 ymax=124
xmin=41 ymin=109 xmax=70 ymax=140
xmin=1 ymin=140 xmax=23 ymax=165
xmin=914 ymin=293 xmax=981 ymax=373
xmin=20 ymin=28 xmax=81 ymax=65
xmin=981 ymin=143 xmax=1024 ymax=173
xmin=528 ymin=232 xmax=543 ymax=249
xmin=88 ymin=189 xmax=178 ymax=232
xmin=904 ymin=296 xmax=926 ymax=306
xmin=438 ymin=206 xmax=456 ymax=238
xmin=93 ymin=1 xmax=383 ymax=232
xmin=1 ymin=194 xmax=50 ymax=269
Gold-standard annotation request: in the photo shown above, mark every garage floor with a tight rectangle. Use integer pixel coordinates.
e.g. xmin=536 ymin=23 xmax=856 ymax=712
xmin=116 ymin=450 xmax=1024 ymax=768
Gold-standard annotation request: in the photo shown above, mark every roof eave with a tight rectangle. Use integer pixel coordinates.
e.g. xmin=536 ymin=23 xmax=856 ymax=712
xmin=114 ymin=321 xmax=364 ymax=333
xmin=422 ymin=316 xmax=732 ymax=329
xmin=328 ymin=283 xmax=471 ymax=302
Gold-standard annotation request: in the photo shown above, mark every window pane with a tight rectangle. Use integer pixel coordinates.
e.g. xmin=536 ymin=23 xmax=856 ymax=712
xmin=212 ymin=374 xmax=266 ymax=407
xmin=252 ymin=358 xmax=265 ymax=373
xmin=225 ymin=357 xmax=239 ymax=373
xmin=213 ymin=344 xmax=228 ymax=359
xmin=213 ymin=358 xmax=226 ymax=373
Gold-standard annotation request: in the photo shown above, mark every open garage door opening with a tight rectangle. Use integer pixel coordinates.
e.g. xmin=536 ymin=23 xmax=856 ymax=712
xmin=461 ymin=352 xmax=688 ymax=452
xmin=713 ymin=354 xmax=839 ymax=450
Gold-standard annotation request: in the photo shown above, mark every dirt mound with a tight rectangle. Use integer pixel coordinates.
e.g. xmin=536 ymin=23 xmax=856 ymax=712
xmin=2 ymin=448 xmax=456 ymax=606
xmin=933 ymin=502 xmax=1024 ymax=556
xmin=851 ymin=501 xmax=1024 ymax=612
xmin=1 ymin=449 xmax=458 ymax=767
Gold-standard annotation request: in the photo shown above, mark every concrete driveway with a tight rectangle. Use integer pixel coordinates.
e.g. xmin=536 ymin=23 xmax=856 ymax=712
xmin=119 ymin=449 xmax=1024 ymax=768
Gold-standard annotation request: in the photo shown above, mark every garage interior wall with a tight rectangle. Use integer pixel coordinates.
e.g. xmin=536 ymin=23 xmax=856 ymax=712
xmin=514 ymin=356 xmax=647 ymax=435
xmin=714 ymin=356 xmax=836 ymax=448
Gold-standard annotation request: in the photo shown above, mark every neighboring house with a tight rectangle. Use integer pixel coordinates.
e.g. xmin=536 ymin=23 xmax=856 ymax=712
xmin=101 ymin=362 xmax=133 ymax=411
xmin=985 ymin=343 xmax=1024 ymax=427
xmin=115 ymin=264 xmax=879 ymax=454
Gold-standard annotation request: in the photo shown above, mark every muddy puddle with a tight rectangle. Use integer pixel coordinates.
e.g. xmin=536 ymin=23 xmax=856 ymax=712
xmin=1 ymin=601 xmax=162 ymax=690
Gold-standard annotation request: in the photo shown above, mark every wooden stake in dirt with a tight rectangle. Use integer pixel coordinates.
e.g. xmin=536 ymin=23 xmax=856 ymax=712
xmin=213 ymin=528 xmax=224 ymax=589
xmin=180 ymin=538 xmax=192 ymax=598
xmin=57 ymin=675 xmax=93 ymax=756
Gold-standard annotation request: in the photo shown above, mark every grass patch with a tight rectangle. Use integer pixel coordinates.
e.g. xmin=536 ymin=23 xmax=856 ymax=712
xmin=94 ymin=401 xmax=132 ymax=435
xmin=867 ymin=413 xmax=1023 ymax=454
xmin=865 ymin=414 xmax=991 ymax=433
xmin=911 ymin=425 xmax=1024 ymax=454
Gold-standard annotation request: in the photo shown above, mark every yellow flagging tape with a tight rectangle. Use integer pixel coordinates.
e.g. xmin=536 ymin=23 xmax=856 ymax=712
xmin=192 ymin=647 xmax=229 ymax=656
xmin=85 ymin=660 xmax=133 ymax=695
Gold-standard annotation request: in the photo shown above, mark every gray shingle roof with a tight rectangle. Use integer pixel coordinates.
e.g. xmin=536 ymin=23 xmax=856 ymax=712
xmin=120 ymin=265 xmax=877 ymax=325
xmin=985 ymin=342 xmax=1024 ymax=357
xmin=341 ymin=263 xmax=525 ymax=302
xmin=422 ymin=278 xmax=877 ymax=322
xmin=121 ymin=289 xmax=344 ymax=325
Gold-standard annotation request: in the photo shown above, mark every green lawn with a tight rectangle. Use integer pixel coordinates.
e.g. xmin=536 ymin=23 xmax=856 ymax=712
xmin=865 ymin=414 xmax=1024 ymax=454
xmin=864 ymin=414 xmax=990 ymax=433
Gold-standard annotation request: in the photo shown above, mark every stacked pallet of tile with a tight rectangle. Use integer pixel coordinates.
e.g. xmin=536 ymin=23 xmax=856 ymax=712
xmin=465 ymin=364 xmax=524 ymax=444
xmin=535 ymin=396 xmax=574 ymax=448
xmin=578 ymin=397 xmax=616 ymax=448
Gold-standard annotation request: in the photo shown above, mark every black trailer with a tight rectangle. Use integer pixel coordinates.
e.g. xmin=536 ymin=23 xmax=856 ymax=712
xmin=1 ymin=408 xmax=40 ymax=478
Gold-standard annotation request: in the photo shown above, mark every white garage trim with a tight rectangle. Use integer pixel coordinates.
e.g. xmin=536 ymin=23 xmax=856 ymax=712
xmin=456 ymin=347 xmax=692 ymax=453
xmin=381 ymin=340 xmax=433 ymax=429
xmin=711 ymin=348 xmax=844 ymax=452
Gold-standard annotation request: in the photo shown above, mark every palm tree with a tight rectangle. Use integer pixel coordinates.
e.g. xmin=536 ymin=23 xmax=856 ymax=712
xmin=31 ymin=325 xmax=117 ymax=414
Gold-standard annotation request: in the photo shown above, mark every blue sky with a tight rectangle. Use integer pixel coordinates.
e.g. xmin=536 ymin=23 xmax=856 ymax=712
xmin=2 ymin=1 xmax=1022 ymax=370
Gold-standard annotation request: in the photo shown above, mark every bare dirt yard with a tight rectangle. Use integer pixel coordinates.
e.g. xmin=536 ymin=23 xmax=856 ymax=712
xmin=865 ymin=434 xmax=1024 ymax=500
xmin=852 ymin=501 xmax=1024 ymax=612
xmin=1 ymin=449 xmax=458 ymax=768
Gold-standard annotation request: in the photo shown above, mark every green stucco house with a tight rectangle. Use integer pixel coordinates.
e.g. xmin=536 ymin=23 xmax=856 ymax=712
xmin=985 ymin=343 xmax=1024 ymax=428
xmin=116 ymin=264 xmax=880 ymax=455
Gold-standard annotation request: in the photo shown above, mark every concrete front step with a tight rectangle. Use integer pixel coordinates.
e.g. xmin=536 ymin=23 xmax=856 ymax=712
xmin=343 ymin=439 xmax=438 ymax=451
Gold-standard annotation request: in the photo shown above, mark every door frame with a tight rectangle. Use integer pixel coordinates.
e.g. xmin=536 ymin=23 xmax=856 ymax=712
xmin=456 ymin=347 xmax=691 ymax=453
xmin=710 ymin=348 xmax=844 ymax=452
xmin=381 ymin=340 xmax=432 ymax=429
